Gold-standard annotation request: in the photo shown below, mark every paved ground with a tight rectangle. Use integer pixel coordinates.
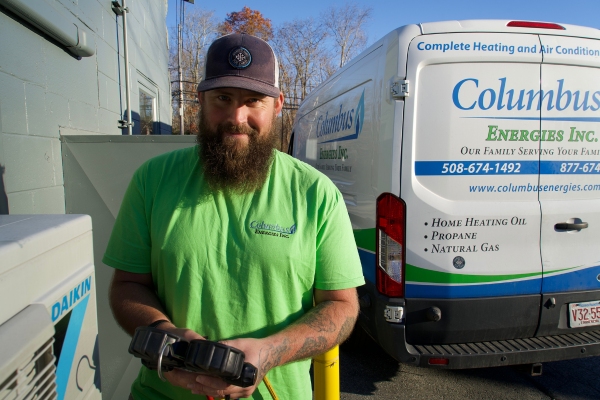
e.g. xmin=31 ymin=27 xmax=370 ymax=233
xmin=338 ymin=335 xmax=600 ymax=399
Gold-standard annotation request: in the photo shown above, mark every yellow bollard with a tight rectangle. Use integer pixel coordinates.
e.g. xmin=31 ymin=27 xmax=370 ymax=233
xmin=313 ymin=345 xmax=340 ymax=400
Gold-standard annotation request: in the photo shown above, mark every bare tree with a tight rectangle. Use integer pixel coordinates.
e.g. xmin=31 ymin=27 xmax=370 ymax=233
xmin=272 ymin=18 xmax=333 ymax=149
xmin=182 ymin=9 xmax=219 ymax=86
xmin=170 ymin=8 xmax=219 ymax=134
xmin=268 ymin=3 xmax=372 ymax=147
xmin=274 ymin=18 xmax=330 ymax=102
xmin=322 ymin=2 xmax=372 ymax=68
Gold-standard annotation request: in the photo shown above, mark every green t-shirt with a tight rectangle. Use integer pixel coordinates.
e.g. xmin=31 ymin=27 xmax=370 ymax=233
xmin=103 ymin=146 xmax=364 ymax=400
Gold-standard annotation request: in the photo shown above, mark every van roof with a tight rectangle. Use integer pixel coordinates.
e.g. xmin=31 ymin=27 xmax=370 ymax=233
xmin=296 ymin=19 xmax=600 ymax=114
xmin=419 ymin=20 xmax=600 ymax=39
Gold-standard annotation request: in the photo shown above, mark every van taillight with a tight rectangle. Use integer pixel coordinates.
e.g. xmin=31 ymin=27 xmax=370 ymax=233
xmin=507 ymin=21 xmax=565 ymax=30
xmin=376 ymin=193 xmax=406 ymax=297
xmin=428 ymin=358 xmax=450 ymax=366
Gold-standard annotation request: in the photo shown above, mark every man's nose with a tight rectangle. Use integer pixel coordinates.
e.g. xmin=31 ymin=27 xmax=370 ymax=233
xmin=228 ymin=105 xmax=248 ymax=125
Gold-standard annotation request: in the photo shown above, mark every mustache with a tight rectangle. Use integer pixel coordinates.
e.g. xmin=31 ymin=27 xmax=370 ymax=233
xmin=216 ymin=122 xmax=258 ymax=136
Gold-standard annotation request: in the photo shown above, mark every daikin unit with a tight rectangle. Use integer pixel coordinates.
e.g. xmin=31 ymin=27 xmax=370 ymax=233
xmin=0 ymin=215 xmax=101 ymax=399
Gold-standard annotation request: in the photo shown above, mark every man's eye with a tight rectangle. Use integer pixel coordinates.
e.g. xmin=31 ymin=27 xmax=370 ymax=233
xmin=217 ymin=95 xmax=230 ymax=101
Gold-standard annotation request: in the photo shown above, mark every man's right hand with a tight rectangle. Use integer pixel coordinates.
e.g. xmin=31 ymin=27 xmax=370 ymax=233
xmin=159 ymin=325 xmax=207 ymax=391
xmin=109 ymin=271 xmax=209 ymax=393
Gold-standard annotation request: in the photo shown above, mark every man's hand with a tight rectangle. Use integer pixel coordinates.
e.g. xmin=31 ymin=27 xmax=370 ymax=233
xmin=111 ymin=268 xmax=358 ymax=398
xmin=187 ymin=287 xmax=359 ymax=399
xmin=189 ymin=337 xmax=272 ymax=399
xmin=159 ymin=325 xmax=208 ymax=392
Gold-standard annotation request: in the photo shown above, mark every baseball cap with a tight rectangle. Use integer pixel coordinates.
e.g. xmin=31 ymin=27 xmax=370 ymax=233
xmin=197 ymin=33 xmax=280 ymax=98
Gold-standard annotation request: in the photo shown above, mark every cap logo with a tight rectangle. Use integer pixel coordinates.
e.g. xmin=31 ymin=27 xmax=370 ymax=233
xmin=229 ymin=46 xmax=252 ymax=69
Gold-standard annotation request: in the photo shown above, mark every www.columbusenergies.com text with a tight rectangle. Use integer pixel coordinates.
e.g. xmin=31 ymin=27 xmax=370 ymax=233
xmin=469 ymin=182 xmax=600 ymax=194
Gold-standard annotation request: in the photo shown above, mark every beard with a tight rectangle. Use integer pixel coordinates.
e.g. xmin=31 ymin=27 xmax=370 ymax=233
xmin=196 ymin=107 xmax=277 ymax=194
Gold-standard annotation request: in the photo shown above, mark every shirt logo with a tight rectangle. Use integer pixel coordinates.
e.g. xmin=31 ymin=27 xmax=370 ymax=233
xmin=250 ymin=220 xmax=297 ymax=239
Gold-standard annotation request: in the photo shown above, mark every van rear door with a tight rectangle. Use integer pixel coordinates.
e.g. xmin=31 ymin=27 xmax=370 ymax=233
xmin=402 ymin=31 xmax=545 ymax=343
xmin=536 ymin=34 xmax=600 ymax=336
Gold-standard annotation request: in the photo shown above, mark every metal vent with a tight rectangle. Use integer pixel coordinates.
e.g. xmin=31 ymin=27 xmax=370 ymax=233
xmin=0 ymin=338 xmax=57 ymax=399
xmin=0 ymin=305 xmax=57 ymax=400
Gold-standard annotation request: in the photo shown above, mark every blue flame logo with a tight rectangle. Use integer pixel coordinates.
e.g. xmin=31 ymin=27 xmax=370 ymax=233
xmin=355 ymin=90 xmax=365 ymax=137
xmin=319 ymin=89 xmax=365 ymax=143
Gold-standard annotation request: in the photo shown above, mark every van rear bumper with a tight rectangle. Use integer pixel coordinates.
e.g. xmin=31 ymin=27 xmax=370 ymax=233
xmin=374 ymin=319 xmax=600 ymax=369
xmin=359 ymin=284 xmax=600 ymax=369
xmin=413 ymin=329 xmax=600 ymax=368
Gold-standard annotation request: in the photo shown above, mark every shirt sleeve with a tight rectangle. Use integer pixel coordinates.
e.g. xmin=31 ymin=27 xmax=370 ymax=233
xmin=314 ymin=182 xmax=365 ymax=290
xmin=102 ymin=164 xmax=152 ymax=273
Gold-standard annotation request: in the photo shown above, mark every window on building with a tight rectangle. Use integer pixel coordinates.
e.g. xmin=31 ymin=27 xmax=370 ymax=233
xmin=136 ymin=71 xmax=161 ymax=135
xmin=139 ymin=89 xmax=155 ymax=135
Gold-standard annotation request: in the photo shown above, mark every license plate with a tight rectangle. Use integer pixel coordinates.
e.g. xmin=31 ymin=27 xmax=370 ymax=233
xmin=569 ymin=300 xmax=600 ymax=328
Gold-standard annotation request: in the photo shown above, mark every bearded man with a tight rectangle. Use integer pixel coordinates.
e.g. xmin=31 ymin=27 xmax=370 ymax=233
xmin=104 ymin=33 xmax=364 ymax=400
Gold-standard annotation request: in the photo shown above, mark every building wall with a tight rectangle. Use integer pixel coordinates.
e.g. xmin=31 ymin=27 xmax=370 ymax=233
xmin=0 ymin=0 xmax=172 ymax=215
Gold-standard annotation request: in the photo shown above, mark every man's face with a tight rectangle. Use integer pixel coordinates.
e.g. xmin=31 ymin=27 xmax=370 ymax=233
xmin=197 ymin=88 xmax=284 ymax=193
xmin=199 ymin=88 xmax=284 ymax=147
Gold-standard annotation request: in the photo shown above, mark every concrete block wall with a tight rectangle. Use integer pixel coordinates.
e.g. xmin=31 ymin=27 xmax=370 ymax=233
xmin=0 ymin=0 xmax=172 ymax=215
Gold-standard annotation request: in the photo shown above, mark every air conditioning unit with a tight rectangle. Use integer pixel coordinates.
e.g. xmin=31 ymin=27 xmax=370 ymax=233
xmin=0 ymin=215 xmax=101 ymax=400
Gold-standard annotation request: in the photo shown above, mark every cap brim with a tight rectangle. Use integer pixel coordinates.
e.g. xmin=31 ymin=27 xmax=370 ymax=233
xmin=197 ymin=76 xmax=280 ymax=98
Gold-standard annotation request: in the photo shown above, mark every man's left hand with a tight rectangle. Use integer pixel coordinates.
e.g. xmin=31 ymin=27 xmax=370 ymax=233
xmin=188 ymin=337 xmax=274 ymax=399
xmin=188 ymin=287 xmax=359 ymax=398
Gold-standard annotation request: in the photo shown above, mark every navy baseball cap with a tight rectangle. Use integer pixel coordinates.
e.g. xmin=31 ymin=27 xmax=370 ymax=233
xmin=197 ymin=33 xmax=280 ymax=98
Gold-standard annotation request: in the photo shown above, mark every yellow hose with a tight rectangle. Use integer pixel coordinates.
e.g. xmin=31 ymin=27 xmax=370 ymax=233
xmin=217 ymin=376 xmax=277 ymax=400
xmin=263 ymin=375 xmax=279 ymax=400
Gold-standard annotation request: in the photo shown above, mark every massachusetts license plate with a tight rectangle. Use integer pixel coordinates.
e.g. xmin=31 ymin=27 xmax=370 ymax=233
xmin=569 ymin=300 xmax=600 ymax=328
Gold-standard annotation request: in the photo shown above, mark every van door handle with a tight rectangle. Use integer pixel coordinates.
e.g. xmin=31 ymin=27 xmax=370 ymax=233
xmin=554 ymin=222 xmax=588 ymax=230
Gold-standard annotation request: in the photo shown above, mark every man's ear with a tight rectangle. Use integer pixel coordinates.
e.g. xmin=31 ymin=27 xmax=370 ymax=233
xmin=275 ymin=92 xmax=284 ymax=115
xmin=197 ymin=91 xmax=204 ymax=105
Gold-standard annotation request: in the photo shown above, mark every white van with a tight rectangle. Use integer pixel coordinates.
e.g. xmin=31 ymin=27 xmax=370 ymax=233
xmin=290 ymin=20 xmax=600 ymax=368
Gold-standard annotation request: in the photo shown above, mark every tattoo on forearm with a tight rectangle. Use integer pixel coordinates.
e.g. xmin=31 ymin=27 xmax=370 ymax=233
xmin=278 ymin=299 xmax=358 ymax=363
xmin=294 ymin=336 xmax=328 ymax=360
xmin=335 ymin=317 xmax=356 ymax=344
xmin=258 ymin=338 xmax=290 ymax=377
xmin=302 ymin=302 xmax=336 ymax=333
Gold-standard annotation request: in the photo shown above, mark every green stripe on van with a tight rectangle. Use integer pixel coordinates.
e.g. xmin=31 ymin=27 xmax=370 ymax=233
xmin=406 ymin=264 xmax=575 ymax=284
xmin=353 ymin=228 xmax=576 ymax=284
xmin=354 ymin=228 xmax=376 ymax=252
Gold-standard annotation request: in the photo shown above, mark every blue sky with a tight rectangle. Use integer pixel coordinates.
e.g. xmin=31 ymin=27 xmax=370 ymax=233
xmin=167 ymin=0 xmax=600 ymax=46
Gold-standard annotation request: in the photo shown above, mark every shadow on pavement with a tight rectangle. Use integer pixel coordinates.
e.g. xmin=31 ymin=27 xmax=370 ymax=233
xmin=339 ymin=331 xmax=400 ymax=396
xmin=338 ymin=328 xmax=600 ymax=399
